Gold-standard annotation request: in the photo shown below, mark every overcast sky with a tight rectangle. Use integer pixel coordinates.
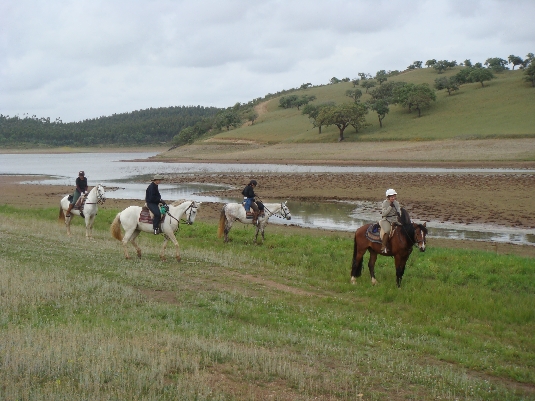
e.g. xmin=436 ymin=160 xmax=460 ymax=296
xmin=1 ymin=0 xmax=533 ymax=122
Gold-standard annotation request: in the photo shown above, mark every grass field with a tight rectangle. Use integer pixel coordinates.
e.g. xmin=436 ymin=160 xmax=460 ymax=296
xmin=1 ymin=205 xmax=534 ymax=400
xmin=209 ymin=68 xmax=535 ymax=143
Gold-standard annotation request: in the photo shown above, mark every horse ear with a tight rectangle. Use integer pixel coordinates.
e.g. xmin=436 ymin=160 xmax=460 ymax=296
xmin=423 ymin=222 xmax=426 ymax=227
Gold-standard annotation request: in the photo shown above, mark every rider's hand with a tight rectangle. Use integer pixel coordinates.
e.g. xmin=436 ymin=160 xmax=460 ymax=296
xmin=390 ymin=202 xmax=394 ymax=207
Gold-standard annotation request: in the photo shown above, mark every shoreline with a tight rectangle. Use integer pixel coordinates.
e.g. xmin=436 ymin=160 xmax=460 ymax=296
xmin=1 ymin=174 xmax=534 ymax=258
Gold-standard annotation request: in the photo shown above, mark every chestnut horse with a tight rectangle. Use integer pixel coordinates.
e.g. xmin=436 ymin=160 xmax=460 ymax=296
xmin=351 ymin=209 xmax=427 ymax=287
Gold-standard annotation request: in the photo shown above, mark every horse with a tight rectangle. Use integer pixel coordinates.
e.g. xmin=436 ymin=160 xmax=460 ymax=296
xmin=59 ymin=184 xmax=106 ymax=239
xmin=217 ymin=201 xmax=292 ymax=243
xmin=110 ymin=200 xmax=201 ymax=261
xmin=350 ymin=209 xmax=427 ymax=288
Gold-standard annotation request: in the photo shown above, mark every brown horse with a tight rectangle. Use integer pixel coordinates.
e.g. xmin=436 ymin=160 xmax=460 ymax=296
xmin=351 ymin=210 xmax=427 ymax=287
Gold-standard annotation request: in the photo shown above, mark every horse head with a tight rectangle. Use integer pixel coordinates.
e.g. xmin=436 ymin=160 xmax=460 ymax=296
xmin=279 ymin=201 xmax=292 ymax=220
xmin=414 ymin=222 xmax=427 ymax=252
xmin=96 ymin=184 xmax=106 ymax=205
xmin=185 ymin=201 xmax=201 ymax=225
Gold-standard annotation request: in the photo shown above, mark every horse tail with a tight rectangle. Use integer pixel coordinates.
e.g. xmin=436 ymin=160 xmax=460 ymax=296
xmin=217 ymin=206 xmax=226 ymax=238
xmin=58 ymin=207 xmax=65 ymax=223
xmin=110 ymin=213 xmax=123 ymax=241
xmin=351 ymin=230 xmax=363 ymax=277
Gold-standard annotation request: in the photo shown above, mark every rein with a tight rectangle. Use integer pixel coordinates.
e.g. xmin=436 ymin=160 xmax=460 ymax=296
xmin=261 ymin=202 xmax=288 ymax=219
xmin=165 ymin=201 xmax=196 ymax=226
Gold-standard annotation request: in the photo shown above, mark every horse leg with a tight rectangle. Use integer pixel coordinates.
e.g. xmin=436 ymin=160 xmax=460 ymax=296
xmin=85 ymin=215 xmax=95 ymax=240
xmin=163 ymin=234 xmax=181 ymax=262
xmin=224 ymin=220 xmax=234 ymax=243
xmin=121 ymin=228 xmax=138 ymax=259
xmin=394 ymin=254 xmax=405 ymax=288
xmin=350 ymin=249 xmax=367 ymax=285
xmin=368 ymin=251 xmax=378 ymax=285
xmin=129 ymin=230 xmax=142 ymax=258
xmin=65 ymin=214 xmax=72 ymax=236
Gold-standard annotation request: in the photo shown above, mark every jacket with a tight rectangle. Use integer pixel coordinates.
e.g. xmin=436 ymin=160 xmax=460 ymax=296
xmin=146 ymin=182 xmax=162 ymax=204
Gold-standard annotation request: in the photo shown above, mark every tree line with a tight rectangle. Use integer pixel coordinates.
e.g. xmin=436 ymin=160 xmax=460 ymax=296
xmin=0 ymin=106 xmax=220 ymax=147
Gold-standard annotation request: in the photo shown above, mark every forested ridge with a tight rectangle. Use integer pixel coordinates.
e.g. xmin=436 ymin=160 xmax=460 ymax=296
xmin=0 ymin=105 xmax=220 ymax=146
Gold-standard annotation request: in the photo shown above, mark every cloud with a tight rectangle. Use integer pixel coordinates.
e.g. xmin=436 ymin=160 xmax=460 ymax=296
xmin=0 ymin=0 xmax=534 ymax=121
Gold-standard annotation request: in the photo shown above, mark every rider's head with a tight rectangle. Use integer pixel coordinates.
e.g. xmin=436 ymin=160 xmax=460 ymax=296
xmin=78 ymin=171 xmax=85 ymax=177
xmin=249 ymin=180 xmax=257 ymax=187
xmin=385 ymin=188 xmax=397 ymax=198
xmin=152 ymin=174 xmax=164 ymax=182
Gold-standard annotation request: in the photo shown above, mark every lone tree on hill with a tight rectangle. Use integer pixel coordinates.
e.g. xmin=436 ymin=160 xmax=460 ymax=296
xmin=469 ymin=68 xmax=495 ymax=87
xmin=394 ymin=83 xmax=436 ymax=117
xmin=369 ymin=99 xmax=389 ymax=128
xmin=302 ymin=102 xmax=334 ymax=134
xmin=425 ymin=59 xmax=436 ymax=68
xmin=345 ymin=89 xmax=363 ymax=102
xmin=485 ymin=57 xmax=508 ymax=72
xmin=508 ymin=55 xmax=524 ymax=70
xmin=523 ymin=63 xmax=535 ymax=87
xmin=375 ymin=70 xmax=388 ymax=85
xmin=434 ymin=76 xmax=460 ymax=95
xmin=361 ymin=79 xmax=376 ymax=93
xmin=316 ymin=102 xmax=369 ymax=141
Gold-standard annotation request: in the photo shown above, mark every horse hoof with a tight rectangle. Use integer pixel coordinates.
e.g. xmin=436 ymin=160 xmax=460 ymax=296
xmin=176 ymin=257 xmax=181 ymax=262
xmin=350 ymin=276 xmax=356 ymax=285
xmin=371 ymin=278 xmax=377 ymax=286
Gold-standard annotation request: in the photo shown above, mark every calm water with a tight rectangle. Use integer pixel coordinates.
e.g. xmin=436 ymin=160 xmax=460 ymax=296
xmin=1 ymin=152 xmax=534 ymax=246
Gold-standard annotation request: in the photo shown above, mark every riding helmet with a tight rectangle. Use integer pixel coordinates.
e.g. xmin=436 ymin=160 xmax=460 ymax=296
xmin=385 ymin=188 xmax=397 ymax=197
xmin=249 ymin=180 xmax=258 ymax=186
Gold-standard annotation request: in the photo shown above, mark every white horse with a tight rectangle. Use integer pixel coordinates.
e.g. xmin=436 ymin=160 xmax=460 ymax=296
xmin=110 ymin=200 xmax=201 ymax=261
xmin=59 ymin=184 xmax=106 ymax=239
xmin=218 ymin=201 xmax=291 ymax=243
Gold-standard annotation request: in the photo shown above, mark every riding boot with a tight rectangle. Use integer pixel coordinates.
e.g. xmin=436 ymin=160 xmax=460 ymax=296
xmin=66 ymin=203 xmax=74 ymax=218
xmin=381 ymin=235 xmax=389 ymax=254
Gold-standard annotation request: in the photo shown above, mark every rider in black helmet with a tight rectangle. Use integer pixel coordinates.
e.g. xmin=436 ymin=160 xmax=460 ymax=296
xmin=242 ymin=179 xmax=263 ymax=224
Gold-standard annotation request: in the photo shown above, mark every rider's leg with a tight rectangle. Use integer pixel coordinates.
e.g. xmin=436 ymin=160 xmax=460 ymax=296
xmin=66 ymin=203 xmax=74 ymax=217
xmin=250 ymin=202 xmax=260 ymax=224
xmin=147 ymin=203 xmax=161 ymax=234
xmin=379 ymin=221 xmax=391 ymax=253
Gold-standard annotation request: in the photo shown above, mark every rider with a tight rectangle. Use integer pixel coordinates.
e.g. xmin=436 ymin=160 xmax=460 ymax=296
xmin=242 ymin=179 xmax=264 ymax=224
xmin=146 ymin=174 xmax=165 ymax=235
xmin=379 ymin=188 xmax=401 ymax=254
xmin=66 ymin=170 xmax=88 ymax=217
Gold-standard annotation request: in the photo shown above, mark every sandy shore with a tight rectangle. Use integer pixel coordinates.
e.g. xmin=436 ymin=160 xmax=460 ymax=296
xmin=1 ymin=172 xmax=534 ymax=258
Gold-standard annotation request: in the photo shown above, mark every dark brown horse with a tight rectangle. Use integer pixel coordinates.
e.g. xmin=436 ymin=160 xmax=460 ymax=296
xmin=351 ymin=210 xmax=427 ymax=287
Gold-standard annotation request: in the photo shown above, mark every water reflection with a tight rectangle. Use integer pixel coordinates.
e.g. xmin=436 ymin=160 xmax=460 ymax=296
xmin=1 ymin=152 xmax=534 ymax=246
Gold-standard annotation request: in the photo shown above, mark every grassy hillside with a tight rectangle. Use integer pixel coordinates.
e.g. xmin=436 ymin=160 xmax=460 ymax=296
xmin=208 ymin=68 xmax=535 ymax=143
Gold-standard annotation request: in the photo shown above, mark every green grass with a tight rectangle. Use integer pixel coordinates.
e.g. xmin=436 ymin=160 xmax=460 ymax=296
xmin=211 ymin=68 xmax=535 ymax=143
xmin=1 ymin=205 xmax=534 ymax=400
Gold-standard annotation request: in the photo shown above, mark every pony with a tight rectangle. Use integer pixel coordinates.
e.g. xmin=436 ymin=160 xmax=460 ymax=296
xmin=59 ymin=184 xmax=106 ymax=239
xmin=217 ymin=201 xmax=292 ymax=243
xmin=110 ymin=200 xmax=200 ymax=261
xmin=350 ymin=209 xmax=427 ymax=287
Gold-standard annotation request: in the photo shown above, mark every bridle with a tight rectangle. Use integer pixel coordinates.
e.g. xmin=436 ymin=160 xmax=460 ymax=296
xmin=165 ymin=201 xmax=197 ymax=226
xmin=84 ymin=185 xmax=106 ymax=205
xmin=400 ymin=223 xmax=426 ymax=248
xmin=262 ymin=202 xmax=291 ymax=220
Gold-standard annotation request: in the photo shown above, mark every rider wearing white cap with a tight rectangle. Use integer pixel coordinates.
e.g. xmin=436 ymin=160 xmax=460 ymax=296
xmin=379 ymin=188 xmax=402 ymax=253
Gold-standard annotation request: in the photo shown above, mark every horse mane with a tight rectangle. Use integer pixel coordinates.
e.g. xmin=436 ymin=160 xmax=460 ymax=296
xmin=170 ymin=199 xmax=188 ymax=206
xmin=399 ymin=208 xmax=415 ymax=242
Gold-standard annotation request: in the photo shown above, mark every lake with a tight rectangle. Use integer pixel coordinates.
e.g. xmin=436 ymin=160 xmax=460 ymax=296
xmin=1 ymin=152 xmax=534 ymax=246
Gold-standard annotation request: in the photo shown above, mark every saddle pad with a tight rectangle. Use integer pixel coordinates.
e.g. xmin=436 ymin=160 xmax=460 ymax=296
xmin=365 ymin=223 xmax=382 ymax=244
xmin=139 ymin=207 xmax=166 ymax=224
xmin=74 ymin=196 xmax=87 ymax=211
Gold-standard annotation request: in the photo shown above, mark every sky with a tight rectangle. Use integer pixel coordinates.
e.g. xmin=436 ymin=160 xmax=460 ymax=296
xmin=1 ymin=0 xmax=534 ymax=123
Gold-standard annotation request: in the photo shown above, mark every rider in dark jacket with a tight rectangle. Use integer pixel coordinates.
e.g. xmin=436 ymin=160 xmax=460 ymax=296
xmin=242 ymin=180 xmax=264 ymax=224
xmin=66 ymin=171 xmax=88 ymax=217
xmin=146 ymin=175 xmax=165 ymax=234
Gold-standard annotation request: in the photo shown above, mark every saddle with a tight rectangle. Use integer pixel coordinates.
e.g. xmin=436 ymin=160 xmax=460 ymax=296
xmin=139 ymin=206 xmax=166 ymax=224
xmin=68 ymin=194 xmax=87 ymax=217
xmin=242 ymin=201 xmax=264 ymax=220
xmin=365 ymin=223 xmax=382 ymax=244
